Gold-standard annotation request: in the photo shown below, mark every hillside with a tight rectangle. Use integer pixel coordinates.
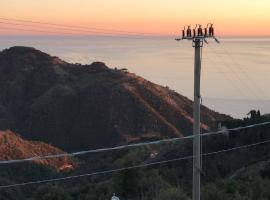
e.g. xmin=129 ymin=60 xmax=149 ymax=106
xmin=0 ymin=130 xmax=74 ymax=171
xmin=0 ymin=46 xmax=231 ymax=151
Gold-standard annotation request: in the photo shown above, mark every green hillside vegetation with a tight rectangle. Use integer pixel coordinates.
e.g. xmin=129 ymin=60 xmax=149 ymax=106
xmin=0 ymin=115 xmax=269 ymax=200
xmin=0 ymin=47 xmax=269 ymax=199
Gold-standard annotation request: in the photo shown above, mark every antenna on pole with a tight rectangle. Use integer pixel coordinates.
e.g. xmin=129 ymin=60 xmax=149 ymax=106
xmin=175 ymin=24 xmax=219 ymax=200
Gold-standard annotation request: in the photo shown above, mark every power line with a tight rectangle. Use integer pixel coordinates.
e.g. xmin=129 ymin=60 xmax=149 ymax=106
xmin=0 ymin=121 xmax=269 ymax=165
xmin=1 ymin=138 xmax=270 ymax=189
xmin=0 ymin=21 xmax=120 ymax=35
xmin=218 ymin=43 xmax=267 ymax=100
xmin=203 ymin=46 xmax=251 ymax=100
xmin=0 ymin=21 xmax=155 ymax=37
xmin=207 ymin=43 xmax=262 ymax=100
xmin=207 ymin=43 xmax=251 ymax=97
xmin=0 ymin=26 xmax=78 ymax=36
xmin=0 ymin=26 xmax=156 ymax=40
xmin=0 ymin=17 xmax=155 ymax=36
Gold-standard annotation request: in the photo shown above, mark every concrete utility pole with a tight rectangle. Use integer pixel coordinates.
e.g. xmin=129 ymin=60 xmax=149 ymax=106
xmin=176 ymin=24 xmax=219 ymax=200
xmin=193 ymin=38 xmax=202 ymax=200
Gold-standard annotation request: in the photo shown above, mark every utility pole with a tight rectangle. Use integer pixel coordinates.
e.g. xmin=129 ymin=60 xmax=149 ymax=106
xmin=193 ymin=37 xmax=202 ymax=200
xmin=176 ymin=24 xmax=219 ymax=200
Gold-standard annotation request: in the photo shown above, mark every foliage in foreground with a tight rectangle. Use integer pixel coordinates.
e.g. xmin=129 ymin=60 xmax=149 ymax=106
xmin=1 ymin=116 xmax=270 ymax=200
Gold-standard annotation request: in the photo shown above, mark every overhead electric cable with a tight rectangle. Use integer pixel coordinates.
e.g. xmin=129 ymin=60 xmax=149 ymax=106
xmin=0 ymin=26 xmax=158 ymax=40
xmin=0 ymin=26 xmax=78 ymax=36
xmin=0 ymin=21 xmax=123 ymax=35
xmin=204 ymin=46 xmax=251 ymax=99
xmin=0 ymin=21 xmax=154 ymax=37
xmin=1 ymin=138 xmax=270 ymax=189
xmin=218 ymin=43 xmax=267 ymax=100
xmin=0 ymin=17 xmax=156 ymax=36
xmin=207 ymin=43 xmax=261 ymax=100
xmin=0 ymin=121 xmax=269 ymax=165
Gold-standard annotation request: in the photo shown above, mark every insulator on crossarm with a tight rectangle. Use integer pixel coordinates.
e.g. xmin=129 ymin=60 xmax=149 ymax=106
xmin=187 ymin=26 xmax=192 ymax=37
xmin=197 ymin=25 xmax=203 ymax=36
xmin=204 ymin=28 xmax=208 ymax=37
xmin=193 ymin=29 xmax=196 ymax=37
xmin=209 ymin=24 xmax=214 ymax=36
xmin=182 ymin=30 xmax=185 ymax=38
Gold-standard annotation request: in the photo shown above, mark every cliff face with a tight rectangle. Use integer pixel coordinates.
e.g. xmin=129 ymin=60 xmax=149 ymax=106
xmin=0 ymin=130 xmax=74 ymax=171
xmin=0 ymin=46 xmax=231 ymax=151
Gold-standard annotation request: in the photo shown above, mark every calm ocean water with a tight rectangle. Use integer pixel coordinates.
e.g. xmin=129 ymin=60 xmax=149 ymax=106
xmin=0 ymin=36 xmax=269 ymax=118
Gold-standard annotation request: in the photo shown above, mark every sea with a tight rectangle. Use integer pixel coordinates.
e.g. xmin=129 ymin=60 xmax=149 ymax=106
xmin=0 ymin=35 xmax=269 ymax=119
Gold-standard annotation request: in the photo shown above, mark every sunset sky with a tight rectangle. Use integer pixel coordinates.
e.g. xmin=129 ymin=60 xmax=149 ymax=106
xmin=1 ymin=0 xmax=270 ymax=36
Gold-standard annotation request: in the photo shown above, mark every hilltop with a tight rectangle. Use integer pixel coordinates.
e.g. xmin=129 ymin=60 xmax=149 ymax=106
xmin=0 ymin=46 xmax=231 ymax=151
xmin=0 ymin=47 xmax=270 ymax=200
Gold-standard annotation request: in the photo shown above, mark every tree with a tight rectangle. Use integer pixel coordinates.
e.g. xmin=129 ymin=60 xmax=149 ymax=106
xmin=35 ymin=185 xmax=72 ymax=200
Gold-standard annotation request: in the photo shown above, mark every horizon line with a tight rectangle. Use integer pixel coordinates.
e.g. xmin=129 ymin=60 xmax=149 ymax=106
xmin=0 ymin=34 xmax=270 ymax=38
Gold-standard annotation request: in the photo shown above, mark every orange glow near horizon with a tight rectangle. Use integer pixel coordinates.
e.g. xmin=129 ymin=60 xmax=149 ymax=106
xmin=0 ymin=0 xmax=270 ymax=36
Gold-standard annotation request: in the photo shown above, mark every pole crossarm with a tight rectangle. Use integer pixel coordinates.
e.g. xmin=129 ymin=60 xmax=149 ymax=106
xmin=175 ymin=24 xmax=220 ymax=45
